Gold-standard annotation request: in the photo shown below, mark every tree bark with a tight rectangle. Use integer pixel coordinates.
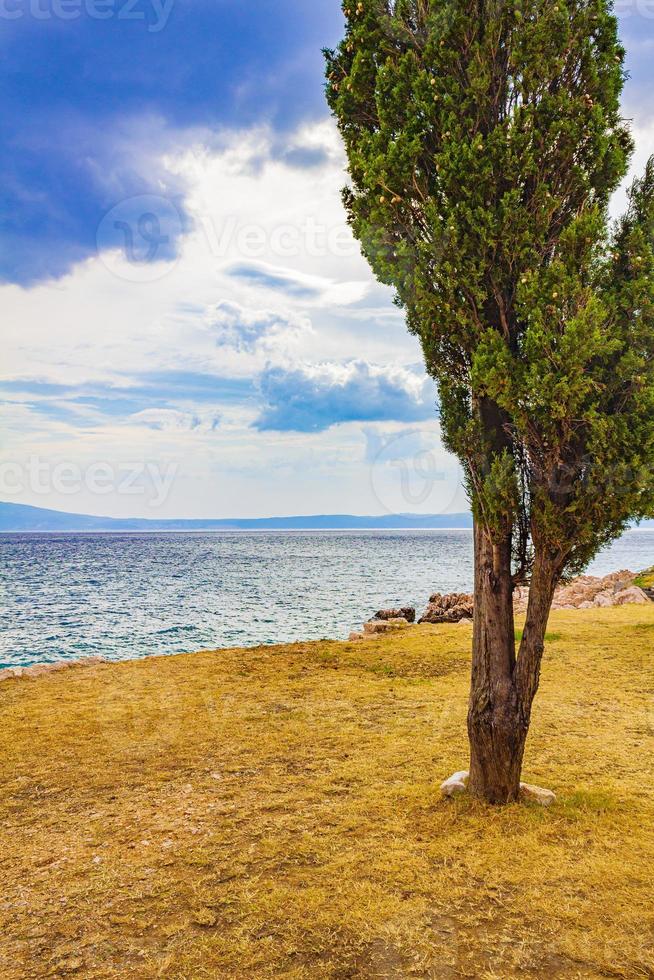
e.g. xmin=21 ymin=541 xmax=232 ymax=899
xmin=468 ymin=521 xmax=523 ymax=803
xmin=467 ymin=528 xmax=562 ymax=804
xmin=515 ymin=550 xmax=561 ymax=726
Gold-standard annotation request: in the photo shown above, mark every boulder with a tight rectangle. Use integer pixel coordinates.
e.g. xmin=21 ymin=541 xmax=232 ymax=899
xmin=441 ymin=770 xmax=470 ymax=798
xmin=348 ymin=631 xmax=366 ymax=642
xmin=517 ymin=570 xmax=641 ymax=611
xmin=420 ymin=592 xmax=474 ymax=624
xmin=520 ymin=782 xmax=557 ymax=807
xmin=371 ymin=607 xmax=416 ymax=624
xmin=614 ymin=586 xmax=650 ymax=605
xmin=363 ymin=618 xmax=411 ymax=635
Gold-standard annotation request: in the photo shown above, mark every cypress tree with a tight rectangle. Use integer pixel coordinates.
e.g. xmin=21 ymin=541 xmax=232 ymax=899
xmin=326 ymin=0 xmax=654 ymax=803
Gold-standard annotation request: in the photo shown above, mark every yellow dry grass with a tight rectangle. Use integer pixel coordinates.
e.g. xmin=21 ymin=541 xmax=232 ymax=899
xmin=1 ymin=606 xmax=653 ymax=979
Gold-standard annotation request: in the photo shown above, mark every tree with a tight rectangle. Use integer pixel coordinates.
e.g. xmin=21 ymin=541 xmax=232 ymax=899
xmin=325 ymin=0 xmax=654 ymax=803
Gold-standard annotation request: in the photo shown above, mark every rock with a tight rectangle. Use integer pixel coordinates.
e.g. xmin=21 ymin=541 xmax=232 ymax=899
xmin=352 ymin=608 xmax=414 ymax=641
xmin=371 ymin=607 xmax=416 ymax=624
xmin=420 ymin=593 xmax=474 ymax=624
xmin=614 ymin=585 xmax=650 ymax=605
xmin=513 ymin=587 xmax=529 ymax=613
xmin=515 ymin=570 xmax=640 ymax=612
xmin=426 ymin=569 xmax=646 ymax=622
xmin=520 ymin=782 xmax=557 ymax=807
xmin=440 ymin=773 xmax=556 ymax=806
xmin=363 ymin=618 xmax=411 ymax=635
xmin=606 ymin=570 xmax=638 ymax=591
xmin=0 ymin=655 xmax=108 ymax=684
xmin=441 ymin=770 xmax=470 ymax=798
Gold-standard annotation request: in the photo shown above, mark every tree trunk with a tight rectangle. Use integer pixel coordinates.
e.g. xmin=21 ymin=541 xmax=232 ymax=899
xmin=515 ymin=550 xmax=561 ymax=727
xmin=467 ymin=526 xmax=561 ymax=804
xmin=468 ymin=521 xmax=523 ymax=803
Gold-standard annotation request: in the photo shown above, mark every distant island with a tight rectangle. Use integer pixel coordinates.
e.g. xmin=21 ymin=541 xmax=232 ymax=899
xmin=0 ymin=501 xmax=475 ymax=533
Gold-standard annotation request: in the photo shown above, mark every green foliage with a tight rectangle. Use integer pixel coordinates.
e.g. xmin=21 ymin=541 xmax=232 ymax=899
xmin=326 ymin=0 xmax=654 ymax=579
xmin=634 ymin=566 xmax=654 ymax=590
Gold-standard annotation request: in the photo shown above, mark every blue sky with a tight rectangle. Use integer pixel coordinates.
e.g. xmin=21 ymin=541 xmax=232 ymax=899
xmin=1 ymin=2 xmax=653 ymax=518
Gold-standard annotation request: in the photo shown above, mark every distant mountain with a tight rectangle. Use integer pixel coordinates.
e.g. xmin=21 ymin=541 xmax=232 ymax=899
xmin=0 ymin=501 xmax=474 ymax=532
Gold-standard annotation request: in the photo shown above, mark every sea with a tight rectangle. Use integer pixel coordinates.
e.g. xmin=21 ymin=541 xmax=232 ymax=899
xmin=1 ymin=528 xmax=653 ymax=670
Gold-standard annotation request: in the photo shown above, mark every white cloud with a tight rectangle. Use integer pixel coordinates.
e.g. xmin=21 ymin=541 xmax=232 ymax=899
xmin=128 ymin=409 xmax=221 ymax=432
xmin=207 ymin=299 xmax=312 ymax=354
xmin=254 ymin=360 xmax=435 ymax=432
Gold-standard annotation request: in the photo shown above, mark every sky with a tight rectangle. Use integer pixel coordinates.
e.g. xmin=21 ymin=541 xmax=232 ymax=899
xmin=1 ymin=1 xmax=653 ymax=519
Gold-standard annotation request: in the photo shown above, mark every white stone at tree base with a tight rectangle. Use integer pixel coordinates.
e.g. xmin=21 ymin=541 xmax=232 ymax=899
xmin=520 ymin=782 xmax=557 ymax=807
xmin=440 ymin=770 xmax=557 ymax=806
xmin=440 ymin=770 xmax=470 ymax=797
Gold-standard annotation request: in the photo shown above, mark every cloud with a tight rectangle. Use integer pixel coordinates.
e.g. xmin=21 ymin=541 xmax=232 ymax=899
xmin=0 ymin=375 xmax=238 ymax=429
xmin=129 ymin=408 xmax=221 ymax=432
xmin=280 ymin=146 xmax=331 ymax=170
xmin=208 ymin=301 xmax=311 ymax=353
xmin=223 ymin=261 xmax=368 ymax=307
xmin=254 ymin=361 xmax=436 ymax=433
xmin=225 ymin=263 xmax=321 ymax=299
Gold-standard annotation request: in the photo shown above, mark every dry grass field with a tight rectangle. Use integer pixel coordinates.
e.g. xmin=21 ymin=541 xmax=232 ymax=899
xmin=1 ymin=606 xmax=653 ymax=979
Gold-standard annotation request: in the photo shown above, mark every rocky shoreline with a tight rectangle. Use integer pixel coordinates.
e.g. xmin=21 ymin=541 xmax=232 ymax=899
xmin=350 ymin=568 xmax=653 ymax=640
